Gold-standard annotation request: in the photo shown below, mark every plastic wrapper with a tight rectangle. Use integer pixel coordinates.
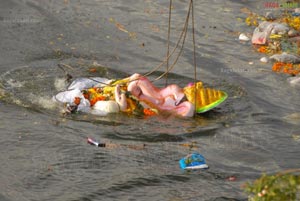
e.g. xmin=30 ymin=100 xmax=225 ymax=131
xmin=270 ymin=52 xmax=300 ymax=63
xmin=252 ymin=21 xmax=290 ymax=45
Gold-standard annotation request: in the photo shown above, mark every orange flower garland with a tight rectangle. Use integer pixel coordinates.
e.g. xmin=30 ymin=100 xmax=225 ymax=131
xmin=258 ymin=46 xmax=269 ymax=54
xmin=83 ymin=88 xmax=107 ymax=106
xmin=143 ymin=108 xmax=157 ymax=116
xmin=78 ymin=83 xmax=159 ymax=116
xmin=272 ymin=62 xmax=300 ymax=75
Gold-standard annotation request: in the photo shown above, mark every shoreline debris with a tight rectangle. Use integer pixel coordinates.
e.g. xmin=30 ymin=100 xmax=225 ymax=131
xmin=242 ymin=7 xmax=300 ymax=78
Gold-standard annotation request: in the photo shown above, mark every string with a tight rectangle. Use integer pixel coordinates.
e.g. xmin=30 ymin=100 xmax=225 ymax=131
xmin=148 ymin=0 xmax=193 ymax=82
xmin=142 ymin=0 xmax=192 ymax=79
xmin=165 ymin=0 xmax=172 ymax=86
xmin=191 ymin=0 xmax=198 ymax=115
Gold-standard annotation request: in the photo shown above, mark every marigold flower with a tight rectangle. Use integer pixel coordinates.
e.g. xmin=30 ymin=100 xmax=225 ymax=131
xmin=258 ymin=46 xmax=269 ymax=53
xmin=143 ymin=108 xmax=157 ymax=116
xmin=272 ymin=62 xmax=300 ymax=75
xmin=74 ymin=97 xmax=81 ymax=105
xmin=290 ymin=17 xmax=300 ymax=31
xmin=272 ymin=62 xmax=284 ymax=72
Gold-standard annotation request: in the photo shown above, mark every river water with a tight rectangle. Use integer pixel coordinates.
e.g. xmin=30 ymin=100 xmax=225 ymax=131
xmin=0 ymin=0 xmax=299 ymax=201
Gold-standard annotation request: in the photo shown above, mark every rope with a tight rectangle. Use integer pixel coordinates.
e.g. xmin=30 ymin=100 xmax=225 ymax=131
xmin=57 ymin=0 xmax=199 ymax=95
xmin=165 ymin=0 xmax=172 ymax=86
xmin=191 ymin=0 xmax=198 ymax=115
xmin=142 ymin=0 xmax=192 ymax=79
xmin=147 ymin=0 xmax=193 ymax=82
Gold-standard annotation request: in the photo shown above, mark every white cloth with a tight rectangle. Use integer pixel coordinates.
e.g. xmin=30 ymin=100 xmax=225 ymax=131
xmin=91 ymin=100 xmax=120 ymax=115
xmin=53 ymin=77 xmax=120 ymax=115
xmin=53 ymin=88 xmax=91 ymax=113
xmin=67 ymin=77 xmax=113 ymax=90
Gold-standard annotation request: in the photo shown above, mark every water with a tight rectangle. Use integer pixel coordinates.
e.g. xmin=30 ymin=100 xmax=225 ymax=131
xmin=1 ymin=0 xmax=300 ymax=200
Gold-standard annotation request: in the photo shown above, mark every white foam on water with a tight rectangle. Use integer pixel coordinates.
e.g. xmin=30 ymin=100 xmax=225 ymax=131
xmin=54 ymin=78 xmax=68 ymax=91
xmin=288 ymin=76 xmax=300 ymax=88
xmin=28 ymin=93 xmax=57 ymax=110
xmin=6 ymin=79 xmax=25 ymax=88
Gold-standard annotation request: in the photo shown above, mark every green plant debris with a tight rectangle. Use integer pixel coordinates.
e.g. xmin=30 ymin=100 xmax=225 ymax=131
xmin=244 ymin=170 xmax=300 ymax=201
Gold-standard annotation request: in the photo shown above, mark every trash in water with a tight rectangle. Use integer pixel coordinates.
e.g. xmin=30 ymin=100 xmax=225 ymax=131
xmin=87 ymin=137 xmax=106 ymax=147
xmin=227 ymin=176 xmax=237 ymax=182
xmin=242 ymin=7 xmax=300 ymax=77
xmin=179 ymin=153 xmax=209 ymax=170
xmin=288 ymin=76 xmax=300 ymax=88
xmin=260 ymin=57 xmax=268 ymax=63
xmin=272 ymin=62 xmax=300 ymax=76
xmin=239 ymin=33 xmax=250 ymax=41
xmin=87 ymin=137 xmax=146 ymax=150
xmin=270 ymin=52 xmax=300 ymax=64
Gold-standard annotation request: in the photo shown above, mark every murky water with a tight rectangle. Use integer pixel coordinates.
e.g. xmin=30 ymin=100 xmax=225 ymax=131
xmin=1 ymin=0 xmax=300 ymax=201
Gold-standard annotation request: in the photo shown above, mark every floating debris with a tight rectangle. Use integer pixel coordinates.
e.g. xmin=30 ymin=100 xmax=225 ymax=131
xmin=260 ymin=57 xmax=269 ymax=63
xmin=270 ymin=52 xmax=300 ymax=64
xmin=265 ymin=11 xmax=276 ymax=21
xmin=252 ymin=21 xmax=290 ymax=45
xmin=272 ymin=62 xmax=300 ymax=75
xmin=242 ymin=8 xmax=300 ymax=76
xmin=239 ymin=33 xmax=250 ymax=41
xmin=87 ymin=137 xmax=146 ymax=150
xmin=179 ymin=153 xmax=208 ymax=170
xmin=227 ymin=176 xmax=237 ymax=182
xmin=288 ymin=76 xmax=300 ymax=87
xmin=87 ymin=137 xmax=106 ymax=147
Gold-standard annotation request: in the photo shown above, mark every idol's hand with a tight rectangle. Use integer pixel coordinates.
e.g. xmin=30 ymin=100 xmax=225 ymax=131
xmin=115 ymin=84 xmax=127 ymax=111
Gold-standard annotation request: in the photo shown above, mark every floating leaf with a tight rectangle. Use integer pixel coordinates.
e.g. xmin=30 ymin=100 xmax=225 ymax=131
xmin=115 ymin=22 xmax=129 ymax=33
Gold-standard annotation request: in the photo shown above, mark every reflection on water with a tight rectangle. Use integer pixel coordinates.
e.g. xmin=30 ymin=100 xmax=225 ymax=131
xmin=0 ymin=0 xmax=300 ymax=201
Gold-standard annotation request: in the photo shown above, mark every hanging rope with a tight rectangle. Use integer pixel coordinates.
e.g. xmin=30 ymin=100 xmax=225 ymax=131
xmin=58 ymin=0 xmax=198 ymax=93
xmin=191 ymin=0 xmax=198 ymax=115
xmin=142 ymin=0 xmax=192 ymax=79
xmin=165 ymin=0 xmax=173 ymax=86
xmin=191 ymin=0 xmax=197 ymax=81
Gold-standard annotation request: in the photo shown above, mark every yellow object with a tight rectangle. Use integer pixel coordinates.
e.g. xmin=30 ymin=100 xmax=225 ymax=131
xmin=102 ymin=78 xmax=129 ymax=96
xmin=269 ymin=34 xmax=282 ymax=39
xmin=124 ymin=97 xmax=137 ymax=113
xmin=183 ymin=82 xmax=227 ymax=113
xmin=289 ymin=16 xmax=300 ymax=31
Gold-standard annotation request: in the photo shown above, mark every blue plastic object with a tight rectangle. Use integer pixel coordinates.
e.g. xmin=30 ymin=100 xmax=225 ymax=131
xmin=179 ymin=153 xmax=209 ymax=170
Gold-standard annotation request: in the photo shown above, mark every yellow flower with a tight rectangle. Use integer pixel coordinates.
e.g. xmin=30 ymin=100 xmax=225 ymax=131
xmin=289 ymin=17 xmax=300 ymax=30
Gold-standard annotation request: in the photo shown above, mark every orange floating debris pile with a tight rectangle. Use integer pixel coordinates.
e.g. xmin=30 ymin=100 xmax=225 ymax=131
xmin=272 ymin=62 xmax=300 ymax=75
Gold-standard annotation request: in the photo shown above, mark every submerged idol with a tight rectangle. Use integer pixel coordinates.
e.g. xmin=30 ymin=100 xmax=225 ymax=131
xmin=53 ymin=73 xmax=227 ymax=117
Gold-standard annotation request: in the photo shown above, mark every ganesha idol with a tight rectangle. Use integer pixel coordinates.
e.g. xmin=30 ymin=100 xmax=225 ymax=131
xmin=53 ymin=73 xmax=227 ymax=117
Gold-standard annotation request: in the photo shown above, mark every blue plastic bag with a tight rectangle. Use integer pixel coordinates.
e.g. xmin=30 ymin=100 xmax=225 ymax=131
xmin=179 ymin=153 xmax=209 ymax=170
